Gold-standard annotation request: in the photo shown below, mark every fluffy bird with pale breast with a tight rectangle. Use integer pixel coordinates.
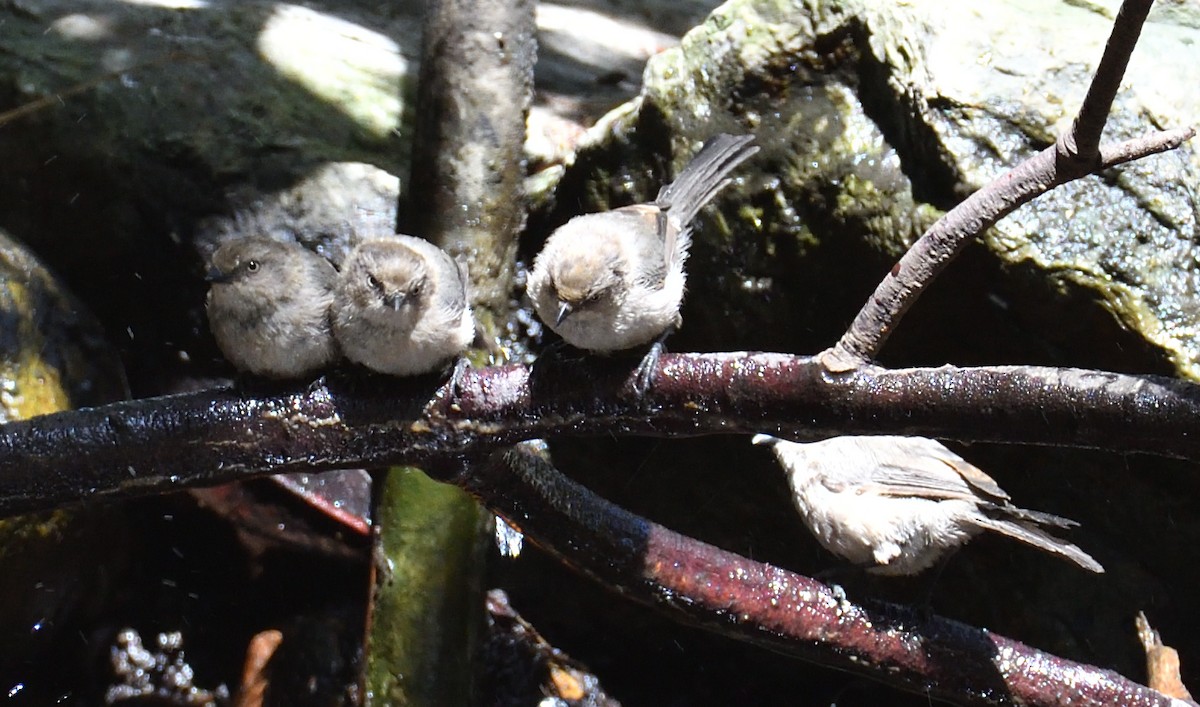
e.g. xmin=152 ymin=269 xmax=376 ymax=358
xmin=752 ymin=434 xmax=1103 ymax=576
xmin=527 ymin=133 xmax=758 ymax=358
xmin=332 ymin=235 xmax=474 ymax=376
xmin=205 ymin=237 xmax=339 ymax=379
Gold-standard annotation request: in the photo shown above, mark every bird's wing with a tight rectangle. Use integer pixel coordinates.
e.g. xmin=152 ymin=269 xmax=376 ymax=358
xmin=863 ymin=457 xmax=983 ymax=501
xmin=448 ymin=255 xmax=471 ymax=309
xmin=659 ymin=205 xmax=689 ymax=275
xmin=810 ymin=436 xmax=992 ymax=503
xmin=855 ymin=436 xmax=1010 ymax=502
xmin=610 ymin=204 xmax=669 ymax=288
xmin=762 ymin=435 xmax=1008 ymax=503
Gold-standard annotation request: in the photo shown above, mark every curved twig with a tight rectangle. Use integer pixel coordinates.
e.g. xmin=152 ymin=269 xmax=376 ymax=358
xmin=827 ymin=123 xmax=1195 ymax=370
xmin=827 ymin=0 xmax=1193 ymax=368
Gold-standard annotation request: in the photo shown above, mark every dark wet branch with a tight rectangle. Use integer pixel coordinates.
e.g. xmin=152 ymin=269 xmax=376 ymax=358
xmin=463 ymin=442 xmax=1177 ymax=707
xmin=0 ymin=353 xmax=1198 ymax=518
xmin=828 ymin=0 xmax=1193 ymax=367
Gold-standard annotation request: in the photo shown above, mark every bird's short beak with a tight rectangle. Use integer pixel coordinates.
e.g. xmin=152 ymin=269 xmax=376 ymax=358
xmin=205 ymin=267 xmax=230 ymax=284
xmin=383 ymin=292 xmax=405 ymax=311
xmin=555 ymin=301 xmax=574 ymax=326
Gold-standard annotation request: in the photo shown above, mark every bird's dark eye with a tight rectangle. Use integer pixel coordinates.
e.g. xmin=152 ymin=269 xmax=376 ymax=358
xmin=246 ymin=260 xmax=260 ymax=272
xmin=367 ymin=274 xmax=382 ymax=291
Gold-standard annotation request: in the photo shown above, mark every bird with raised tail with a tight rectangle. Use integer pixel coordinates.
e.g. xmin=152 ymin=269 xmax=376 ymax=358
xmin=752 ymin=434 xmax=1103 ymax=575
xmin=526 ymin=133 xmax=759 ymax=391
xmin=333 ymin=235 xmax=475 ymax=377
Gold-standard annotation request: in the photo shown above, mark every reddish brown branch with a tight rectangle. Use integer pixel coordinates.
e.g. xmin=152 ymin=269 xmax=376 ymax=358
xmin=0 ymin=354 xmax=1197 ymax=518
xmin=466 ymin=442 xmax=1178 ymax=707
xmin=827 ymin=124 xmax=1194 ymax=370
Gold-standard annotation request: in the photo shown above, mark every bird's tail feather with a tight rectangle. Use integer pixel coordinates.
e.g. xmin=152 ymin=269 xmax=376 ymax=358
xmin=970 ymin=515 xmax=1104 ymax=573
xmin=657 ymin=134 xmax=759 ymax=262
xmin=983 ymin=502 xmax=1079 ymax=529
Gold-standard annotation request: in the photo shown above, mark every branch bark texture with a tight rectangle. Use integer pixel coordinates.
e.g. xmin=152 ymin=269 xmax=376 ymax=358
xmin=0 ymin=353 xmax=1197 ymax=517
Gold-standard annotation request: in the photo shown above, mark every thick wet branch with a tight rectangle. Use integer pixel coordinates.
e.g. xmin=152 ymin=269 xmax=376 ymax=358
xmin=463 ymin=442 xmax=1180 ymax=707
xmin=828 ymin=0 xmax=1194 ymax=368
xmin=399 ymin=0 xmax=534 ymax=314
xmin=0 ymin=353 xmax=1197 ymax=517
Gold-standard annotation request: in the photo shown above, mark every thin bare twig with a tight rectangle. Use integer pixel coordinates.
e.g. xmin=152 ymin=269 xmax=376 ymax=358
xmin=1063 ymin=0 xmax=1152 ymax=160
xmin=826 ymin=0 xmax=1193 ymax=369
xmin=1099 ymin=131 xmax=1193 ymax=165
xmin=464 ymin=442 xmax=1181 ymax=707
xmin=0 ymin=52 xmax=196 ymax=129
xmin=0 ymin=353 xmax=1197 ymax=518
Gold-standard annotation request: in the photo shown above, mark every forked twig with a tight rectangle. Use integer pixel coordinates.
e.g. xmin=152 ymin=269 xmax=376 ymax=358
xmin=826 ymin=0 xmax=1193 ymax=369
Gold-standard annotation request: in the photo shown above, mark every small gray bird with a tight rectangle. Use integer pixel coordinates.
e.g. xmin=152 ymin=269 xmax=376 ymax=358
xmin=205 ymin=237 xmax=339 ymax=379
xmin=526 ymin=134 xmax=758 ymax=385
xmin=752 ymin=434 xmax=1103 ymax=576
xmin=332 ymin=235 xmax=474 ymax=376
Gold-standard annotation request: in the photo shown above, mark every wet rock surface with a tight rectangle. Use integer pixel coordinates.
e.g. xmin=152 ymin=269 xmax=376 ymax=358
xmin=0 ymin=0 xmax=1196 ymax=704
